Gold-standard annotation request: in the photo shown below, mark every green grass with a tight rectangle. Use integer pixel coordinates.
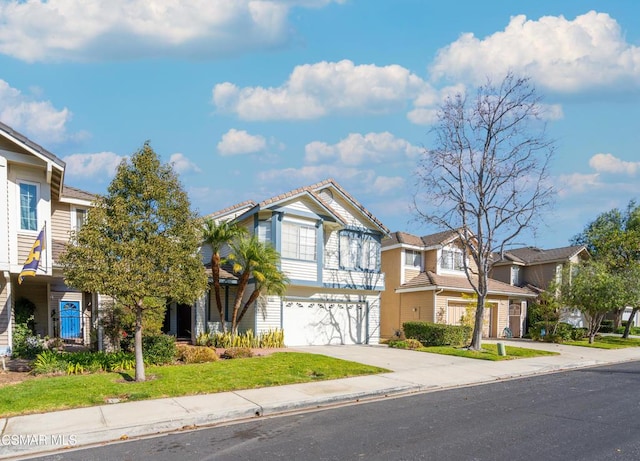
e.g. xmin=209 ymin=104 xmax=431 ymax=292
xmin=417 ymin=344 xmax=559 ymax=361
xmin=0 ymin=353 xmax=388 ymax=417
xmin=564 ymin=336 xmax=640 ymax=349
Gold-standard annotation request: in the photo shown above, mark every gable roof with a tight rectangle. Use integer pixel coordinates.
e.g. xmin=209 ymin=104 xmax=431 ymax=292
xmin=382 ymin=229 xmax=460 ymax=250
xmin=398 ymin=270 xmax=536 ymax=297
xmin=209 ymin=178 xmax=390 ymax=235
xmin=494 ymin=245 xmax=589 ymax=266
xmin=62 ymin=185 xmax=96 ymax=203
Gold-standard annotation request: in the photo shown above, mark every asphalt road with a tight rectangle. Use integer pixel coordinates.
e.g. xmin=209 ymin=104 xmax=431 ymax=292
xmin=33 ymin=361 xmax=640 ymax=461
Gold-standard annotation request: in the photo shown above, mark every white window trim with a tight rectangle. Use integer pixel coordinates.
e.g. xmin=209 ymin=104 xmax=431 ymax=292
xmin=17 ymin=179 xmax=40 ymax=233
xmin=71 ymin=206 xmax=88 ymax=232
xmin=438 ymin=246 xmax=466 ymax=274
xmin=404 ymin=249 xmax=422 ymax=269
xmin=282 ymin=220 xmax=317 ymax=262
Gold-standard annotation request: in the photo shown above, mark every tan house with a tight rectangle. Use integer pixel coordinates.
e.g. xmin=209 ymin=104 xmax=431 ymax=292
xmin=380 ymin=230 xmax=536 ymax=340
xmin=491 ymin=245 xmax=590 ymax=327
xmin=0 ymin=122 xmax=96 ymax=354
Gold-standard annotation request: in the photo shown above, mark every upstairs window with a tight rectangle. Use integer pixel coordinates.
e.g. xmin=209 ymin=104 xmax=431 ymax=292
xmin=405 ymin=250 xmax=422 ymax=268
xmin=19 ymin=182 xmax=38 ymax=231
xmin=440 ymin=248 xmax=464 ymax=271
xmin=282 ymin=222 xmax=316 ymax=261
xmin=257 ymin=220 xmax=272 ymax=244
xmin=511 ymin=265 xmax=521 ymax=285
xmin=339 ymin=230 xmax=380 ymax=271
xmin=73 ymin=208 xmax=87 ymax=231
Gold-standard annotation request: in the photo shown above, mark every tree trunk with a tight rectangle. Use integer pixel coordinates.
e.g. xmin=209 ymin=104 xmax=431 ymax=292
xmin=622 ymin=307 xmax=639 ymax=338
xmin=613 ymin=308 xmax=624 ymax=330
xmin=469 ymin=299 xmax=485 ymax=350
xmin=134 ymin=303 xmax=145 ymax=382
xmin=212 ymin=253 xmax=227 ymax=333
xmin=237 ymin=289 xmax=261 ymax=326
xmin=230 ymin=270 xmax=251 ymax=333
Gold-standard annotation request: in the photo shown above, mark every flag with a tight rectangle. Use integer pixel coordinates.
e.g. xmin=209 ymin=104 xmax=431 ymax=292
xmin=18 ymin=224 xmax=46 ymax=284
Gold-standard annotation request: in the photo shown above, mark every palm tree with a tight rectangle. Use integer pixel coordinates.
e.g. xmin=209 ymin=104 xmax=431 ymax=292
xmin=201 ymin=218 xmax=247 ymax=333
xmin=228 ymin=235 xmax=288 ymax=332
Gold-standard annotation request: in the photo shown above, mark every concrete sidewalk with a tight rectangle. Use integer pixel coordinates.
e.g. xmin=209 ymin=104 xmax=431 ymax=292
xmin=2 ymin=339 xmax=640 ymax=459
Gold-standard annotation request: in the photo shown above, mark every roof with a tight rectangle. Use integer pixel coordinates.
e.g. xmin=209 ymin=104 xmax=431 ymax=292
xmin=0 ymin=121 xmax=66 ymax=168
xmin=382 ymin=229 xmax=460 ymax=249
xmin=203 ymin=263 xmax=238 ymax=281
xmin=399 ymin=270 xmax=536 ymax=297
xmin=62 ymin=185 xmax=96 ymax=202
xmin=495 ymin=245 xmax=588 ymax=266
xmin=209 ymin=178 xmax=390 ymax=235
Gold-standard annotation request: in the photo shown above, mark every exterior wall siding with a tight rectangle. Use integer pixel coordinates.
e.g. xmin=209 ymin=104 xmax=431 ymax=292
xmin=380 ymin=247 xmax=401 ymax=339
xmin=0 ymin=274 xmax=9 ymax=352
xmin=282 ymin=259 xmax=317 ymax=281
xmin=51 ymin=201 xmax=71 ymax=242
xmin=399 ymin=290 xmax=435 ymax=328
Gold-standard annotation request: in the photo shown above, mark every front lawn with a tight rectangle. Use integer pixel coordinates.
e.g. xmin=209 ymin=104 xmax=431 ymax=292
xmin=417 ymin=343 xmax=559 ymax=361
xmin=564 ymin=336 xmax=640 ymax=349
xmin=0 ymin=352 xmax=388 ymax=417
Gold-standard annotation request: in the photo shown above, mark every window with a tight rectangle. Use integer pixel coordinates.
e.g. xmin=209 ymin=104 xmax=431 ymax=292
xmin=19 ymin=182 xmax=38 ymax=231
xmin=282 ymin=222 xmax=316 ymax=261
xmin=339 ymin=230 xmax=380 ymax=271
xmin=405 ymin=250 xmax=422 ymax=268
xmin=440 ymin=248 xmax=464 ymax=271
xmin=511 ymin=265 xmax=521 ymax=285
xmin=73 ymin=208 xmax=87 ymax=230
xmin=257 ymin=221 xmax=272 ymax=244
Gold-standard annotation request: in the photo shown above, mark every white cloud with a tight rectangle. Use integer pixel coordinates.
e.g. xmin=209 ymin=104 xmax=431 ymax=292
xmin=0 ymin=0 xmax=344 ymax=62
xmin=0 ymin=79 xmax=78 ymax=144
xmin=372 ymin=176 xmax=405 ymax=194
xmin=169 ymin=152 xmax=201 ymax=174
xmin=589 ymin=153 xmax=640 ymax=175
xmin=305 ymin=132 xmax=421 ymax=166
xmin=62 ymin=152 xmax=125 ymax=179
xmin=217 ymin=129 xmax=267 ymax=156
xmin=556 ymin=172 xmax=601 ymax=197
xmin=213 ymin=59 xmax=433 ymax=120
xmin=430 ymin=11 xmax=640 ymax=92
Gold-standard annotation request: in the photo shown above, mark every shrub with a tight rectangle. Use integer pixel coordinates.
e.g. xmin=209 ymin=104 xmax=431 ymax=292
xmin=32 ymin=350 xmax=66 ymax=375
xmin=221 ymin=347 xmax=254 ymax=359
xmin=142 ymin=334 xmax=177 ymax=365
xmin=205 ymin=329 xmax=285 ymax=349
xmin=571 ymin=327 xmax=588 ymax=340
xmin=403 ymin=322 xmax=471 ymax=347
xmin=615 ymin=326 xmax=640 ymax=335
xmin=388 ymin=338 xmax=422 ymax=350
xmin=12 ymin=320 xmax=44 ymax=359
xmin=599 ymin=320 xmax=614 ymax=333
xmin=176 ymin=345 xmax=218 ymax=363
xmin=32 ymin=350 xmax=135 ymax=375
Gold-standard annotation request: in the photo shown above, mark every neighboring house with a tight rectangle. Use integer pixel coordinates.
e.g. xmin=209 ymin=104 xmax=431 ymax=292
xmin=189 ymin=179 xmax=390 ymax=346
xmin=491 ymin=245 xmax=590 ymax=327
xmin=0 ymin=122 xmax=97 ymax=354
xmin=380 ymin=230 xmax=536 ymax=340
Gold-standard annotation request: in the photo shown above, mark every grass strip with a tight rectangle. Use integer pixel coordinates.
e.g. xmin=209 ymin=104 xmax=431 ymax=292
xmin=417 ymin=343 xmax=559 ymax=361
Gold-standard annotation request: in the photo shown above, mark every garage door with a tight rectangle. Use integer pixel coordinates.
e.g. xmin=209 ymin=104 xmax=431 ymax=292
xmin=283 ymin=301 xmax=366 ymax=346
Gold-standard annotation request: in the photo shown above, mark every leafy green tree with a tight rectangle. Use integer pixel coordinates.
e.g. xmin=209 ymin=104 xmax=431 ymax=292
xmin=571 ymin=201 xmax=640 ymax=328
xmin=528 ymin=279 xmax=563 ymax=336
xmin=227 ymin=235 xmax=288 ymax=332
xmin=201 ymin=219 xmax=247 ymax=333
xmin=61 ymin=143 xmax=208 ymax=381
xmin=620 ymin=263 xmax=640 ymax=338
xmin=413 ymin=73 xmax=555 ymax=350
xmin=562 ymin=261 xmax=625 ymax=343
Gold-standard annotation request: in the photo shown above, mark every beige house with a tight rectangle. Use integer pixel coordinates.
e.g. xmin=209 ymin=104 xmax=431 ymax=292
xmin=0 ymin=122 xmax=96 ymax=354
xmin=491 ymin=245 xmax=590 ymax=327
xmin=380 ymin=230 xmax=536 ymax=340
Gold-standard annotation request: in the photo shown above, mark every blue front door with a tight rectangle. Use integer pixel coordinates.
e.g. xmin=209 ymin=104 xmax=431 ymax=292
xmin=60 ymin=301 xmax=81 ymax=339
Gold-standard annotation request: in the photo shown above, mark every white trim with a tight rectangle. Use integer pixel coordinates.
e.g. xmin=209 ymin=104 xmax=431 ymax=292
xmin=70 ymin=206 xmax=88 ymax=232
xmin=60 ymin=197 xmax=93 ymax=206
xmin=16 ymin=179 xmax=40 ymax=233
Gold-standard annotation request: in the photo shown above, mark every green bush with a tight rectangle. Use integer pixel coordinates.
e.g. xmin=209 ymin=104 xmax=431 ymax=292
xmin=599 ymin=320 xmax=614 ymax=333
xmin=142 ymin=334 xmax=177 ymax=365
xmin=402 ymin=322 xmax=472 ymax=347
xmin=571 ymin=327 xmax=588 ymax=340
xmin=388 ymin=338 xmax=422 ymax=350
xmin=615 ymin=326 xmax=640 ymax=335
xmin=32 ymin=350 xmax=135 ymax=375
xmin=12 ymin=320 xmax=44 ymax=359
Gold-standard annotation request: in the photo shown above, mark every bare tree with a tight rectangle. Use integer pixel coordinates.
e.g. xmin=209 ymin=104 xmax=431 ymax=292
xmin=413 ymin=73 xmax=555 ymax=350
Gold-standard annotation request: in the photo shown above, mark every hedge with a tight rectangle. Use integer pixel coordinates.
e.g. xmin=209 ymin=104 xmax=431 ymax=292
xmin=403 ymin=321 xmax=472 ymax=347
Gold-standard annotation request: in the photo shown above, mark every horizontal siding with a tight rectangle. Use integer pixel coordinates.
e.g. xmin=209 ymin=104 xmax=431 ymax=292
xmin=51 ymin=201 xmax=71 ymax=242
xmin=324 ymin=230 xmax=339 ymax=269
xmin=17 ymin=234 xmax=34 ymax=265
xmin=282 ymin=259 xmax=317 ymax=281
xmin=322 ymin=268 xmax=385 ymax=291
xmin=327 ymin=198 xmax=366 ymax=228
xmin=255 ymin=296 xmax=281 ymax=333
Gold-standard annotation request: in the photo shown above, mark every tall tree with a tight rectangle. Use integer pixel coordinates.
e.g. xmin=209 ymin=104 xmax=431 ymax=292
xmin=620 ymin=263 xmax=640 ymax=338
xmin=562 ymin=261 xmax=625 ymax=344
xmin=227 ymin=235 xmax=288 ymax=332
xmin=202 ymin=219 xmax=247 ymax=333
xmin=61 ymin=143 xmax=208 ymax=381
xmin=413 ymin=72 xmax=555 ymax=350
xmin=571 ymin=201 xmax=640 ymax=328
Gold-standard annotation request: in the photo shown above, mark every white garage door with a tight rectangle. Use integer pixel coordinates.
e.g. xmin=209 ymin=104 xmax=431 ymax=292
xmin=283 ymin=301 xmax=366 ymax=346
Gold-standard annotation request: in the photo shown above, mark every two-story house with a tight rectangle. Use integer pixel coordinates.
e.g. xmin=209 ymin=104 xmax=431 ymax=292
xmin=0 ymin=122 xmax=96 ymax=355
xmin=189 ymin=179 xmax=390 ymax=346
xmin=491 ymin=245 xmax=590 ymax=327
xmin=380 ymin=230 xmax=536 ymax=340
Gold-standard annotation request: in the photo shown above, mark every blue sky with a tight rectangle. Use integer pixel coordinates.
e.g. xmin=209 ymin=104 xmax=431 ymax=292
xmin=1 ymin=0 xmax=638 ymax=249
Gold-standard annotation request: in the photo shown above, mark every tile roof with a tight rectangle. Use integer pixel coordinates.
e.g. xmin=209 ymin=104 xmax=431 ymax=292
xmin=209 ymin=178 xmax=390 ymax=235
xmin=207 ymin=200 xmax=256 ymax=219
xmin=496 ymin=245 xmax=588 ymax=265
xmin=400 ymin=270 xmax=535 ymax=297
xmin=203 ymin=262 xmax=237 ymax=280
xmin=382 ymin=229 xmax=459 ymax=248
